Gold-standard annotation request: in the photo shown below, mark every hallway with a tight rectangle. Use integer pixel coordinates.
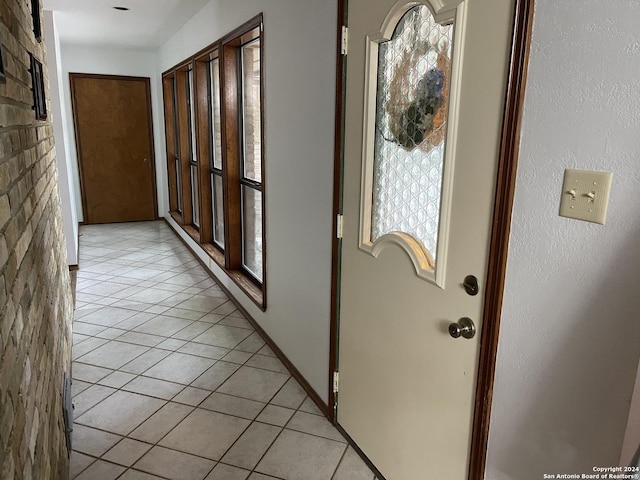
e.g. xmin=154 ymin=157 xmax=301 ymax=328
xmin=70 ymin=221 xmax=377 ymax=480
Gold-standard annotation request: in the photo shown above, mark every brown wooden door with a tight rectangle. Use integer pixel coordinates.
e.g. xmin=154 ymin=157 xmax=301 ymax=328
xmin=71 ymin=74 xmax=157 ymax=224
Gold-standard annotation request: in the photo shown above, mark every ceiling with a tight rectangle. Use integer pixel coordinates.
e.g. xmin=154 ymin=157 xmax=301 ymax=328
xmin=43 ymin=0 xmax=210 ymax=49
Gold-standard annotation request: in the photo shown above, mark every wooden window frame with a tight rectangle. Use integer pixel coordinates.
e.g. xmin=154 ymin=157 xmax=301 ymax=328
xmin=198 ymin=50 xmax=224 ymax=252
xmin=222 ymin=21 xmax=264 ymax=285
xmin=162 ymin=14 xmax=266 ymax=309
xmin=173 ymin=64 xmax=196 ymax=235
xmin=162 ymin=74 xmax=183 ymax=220
xmin=186 ymin=66 xmax=200 ymax=231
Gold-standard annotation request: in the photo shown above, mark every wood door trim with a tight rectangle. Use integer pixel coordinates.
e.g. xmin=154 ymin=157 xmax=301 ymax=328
xmin=328 ymin=0 xmax=347 ymax=424
xmin=468 ymin=0 xmax=535 ymax=478
xmin=70 ymin=73 xmax=158 ymax=223
xmin=327 ymin=0 xmax=536 ymax=477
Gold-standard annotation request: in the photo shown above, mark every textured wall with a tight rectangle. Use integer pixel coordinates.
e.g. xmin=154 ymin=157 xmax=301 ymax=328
xmin=0 ymin=0 xmax=74 ymax=478
xmin=621 ymin=356 xmax=640 ymax=465
xmin=487 ymin=0 xmax=640 ymax=478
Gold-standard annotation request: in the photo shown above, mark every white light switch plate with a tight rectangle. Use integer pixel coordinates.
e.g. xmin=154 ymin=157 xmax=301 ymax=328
xmin=559 ymin=169 xmax=613 ymax=224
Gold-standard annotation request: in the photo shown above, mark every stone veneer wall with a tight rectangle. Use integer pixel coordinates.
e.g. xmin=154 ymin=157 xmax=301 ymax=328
xmin=0 ymin=0 xmax=74 ymax=478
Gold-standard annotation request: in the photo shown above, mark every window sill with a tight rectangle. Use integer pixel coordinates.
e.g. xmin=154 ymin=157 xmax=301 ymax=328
xmin=201 ymin=244 xmax=264 ymax=310
xmin=183 ymin=224 xmax=201 ymax=245
xmin=169 ymin=210 xmax=183 ymax=225
xmin=166 ymin=219 xmax=266 ymax=311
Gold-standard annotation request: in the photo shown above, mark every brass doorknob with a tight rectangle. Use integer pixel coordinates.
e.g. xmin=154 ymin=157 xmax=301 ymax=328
xmin=448 ymin=317 xmax=476 ymax=339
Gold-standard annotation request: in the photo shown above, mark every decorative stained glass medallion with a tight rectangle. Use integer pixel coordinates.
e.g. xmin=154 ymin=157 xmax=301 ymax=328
xmin=370 ymin=5 xmax=454 ymax=268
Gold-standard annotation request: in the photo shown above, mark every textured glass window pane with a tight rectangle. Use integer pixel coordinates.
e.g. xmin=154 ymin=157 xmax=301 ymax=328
xmin=371 ymin=6 xmax=453 ymax=262
xmin=241 ymin=39 xmax=262 ymax=183
xmin=191 ymin=165 xmax=199 ymax=227
xmin=210 ymin=58 xmax=223 ymax=170
xmin=242 ymin=185 xmax=263 ymax=281
xmin=211 ymin=174 xmax=225 ymax=248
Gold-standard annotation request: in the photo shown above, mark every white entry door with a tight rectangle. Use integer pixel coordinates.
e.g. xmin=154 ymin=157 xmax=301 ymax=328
xmin=337 ymin=1 xmax=515 ymax=479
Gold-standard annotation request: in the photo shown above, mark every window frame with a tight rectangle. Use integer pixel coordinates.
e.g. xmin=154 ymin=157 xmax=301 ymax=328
xmin=222 ymin=22 xmax=264 ymax=285
xmin=206 ymin=53 xmax=225 ymax=251
xmin=162 ymin=73 xmax=183 ymax=219
xmin=186 ymin=66 xmax=200 ymax=231
xmin=162 ymin=14 xmax=266 ymax=309
xmin=238 ymin=37 xmax=264 ymax=282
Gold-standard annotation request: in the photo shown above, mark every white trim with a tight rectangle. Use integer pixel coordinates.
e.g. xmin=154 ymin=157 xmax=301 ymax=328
xmin=430 ymin=0 xmax=464 ymax=24
xmin=433 ymin=1 xmax=467 ymax=288
xmin=357 ymin=0 xmax=467 ymax=288
xmin=367 ymin=232 xmax=436 ymax=281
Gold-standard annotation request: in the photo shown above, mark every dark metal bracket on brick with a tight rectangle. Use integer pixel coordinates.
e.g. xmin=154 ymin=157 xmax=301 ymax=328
xmin=0 ymin=38 xmax=5 ymax=84
xmin=62 ymin=373 xmax=74 ymax=456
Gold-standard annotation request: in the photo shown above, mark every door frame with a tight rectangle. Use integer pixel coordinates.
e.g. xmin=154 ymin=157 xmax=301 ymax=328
xmin=327 ymin=0 xmax=536 ymax=479
xmin=70 ymin=73 xmax=159 ymax=224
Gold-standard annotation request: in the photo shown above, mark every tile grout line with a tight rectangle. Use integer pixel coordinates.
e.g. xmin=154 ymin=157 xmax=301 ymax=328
xmin=71 ymin=222 xmax=369 ymax=480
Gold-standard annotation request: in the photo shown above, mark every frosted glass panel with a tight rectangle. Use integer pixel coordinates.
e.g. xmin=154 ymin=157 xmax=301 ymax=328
xmin=371 ymin=5 xmax=453 ymax=262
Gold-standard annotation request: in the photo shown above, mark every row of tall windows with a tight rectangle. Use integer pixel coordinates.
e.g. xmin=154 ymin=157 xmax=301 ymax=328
xmin=162 ymin=15 xmax=265 ymax=308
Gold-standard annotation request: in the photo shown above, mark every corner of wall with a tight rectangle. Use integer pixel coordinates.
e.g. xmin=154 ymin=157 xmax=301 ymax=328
xmin=44 ymin=10 xmax=79 ymax=266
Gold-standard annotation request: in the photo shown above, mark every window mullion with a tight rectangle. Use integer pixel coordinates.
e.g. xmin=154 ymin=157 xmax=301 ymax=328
xmin=240 ymin=178 xmax=262 ymax=191
xmin=195 ymin=58 xmax=213 ymax=243
xmin=222 ymin=41 xmax=243 ymax=270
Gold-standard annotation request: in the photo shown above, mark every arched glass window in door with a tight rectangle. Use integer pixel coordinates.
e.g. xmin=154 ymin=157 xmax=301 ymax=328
xmin=364 ymin=4 xmax=456 ymax=281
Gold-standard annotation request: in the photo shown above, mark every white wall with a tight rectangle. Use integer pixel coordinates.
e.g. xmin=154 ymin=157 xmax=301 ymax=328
xmin=58 ymin=43 xmax=168 ymax=222
xmin=44 ymin=11 xmax=79 ymax=265
xmin=158 ymin=0 xmax=337 ymax=402
xmin=486 ymin=0 xmax=640 ymax=477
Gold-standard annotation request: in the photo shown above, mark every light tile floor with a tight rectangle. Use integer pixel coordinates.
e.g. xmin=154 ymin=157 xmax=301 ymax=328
xmin=71 ymin=221 xmax=377 ymax=480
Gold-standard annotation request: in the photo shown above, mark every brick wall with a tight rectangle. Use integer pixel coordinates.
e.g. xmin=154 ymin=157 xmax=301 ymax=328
xmin=0 ymin=0 xmax=74 ymax=479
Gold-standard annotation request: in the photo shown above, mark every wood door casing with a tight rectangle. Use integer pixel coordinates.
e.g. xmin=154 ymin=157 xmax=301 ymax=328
xmin=328 ymin=1 xmax=535 ymax=478
xmin=71 ymin=74 xmax=157 ymax=224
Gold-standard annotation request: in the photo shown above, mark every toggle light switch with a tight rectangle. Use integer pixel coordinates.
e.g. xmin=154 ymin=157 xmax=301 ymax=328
xmin=559 ymin=169 xmax=613 ymax=224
